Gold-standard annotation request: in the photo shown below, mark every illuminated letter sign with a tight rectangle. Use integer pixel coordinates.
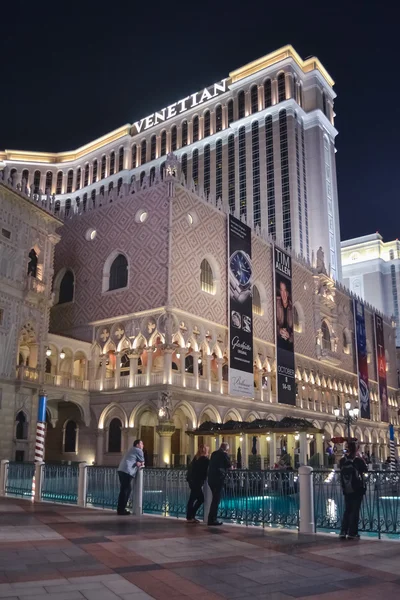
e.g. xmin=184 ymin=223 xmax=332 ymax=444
xmin=132 ymin=79 xmax=229 ymax=135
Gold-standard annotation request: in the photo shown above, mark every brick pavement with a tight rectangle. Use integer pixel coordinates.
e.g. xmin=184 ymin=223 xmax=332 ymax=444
xmin=0 ymin=497 xmax=399 ymax=599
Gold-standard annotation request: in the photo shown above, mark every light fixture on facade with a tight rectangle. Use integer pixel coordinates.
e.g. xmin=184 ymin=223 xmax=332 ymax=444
xmin=45 ymin=348 xmax=52 ymax=357
xmin=334 ymin=407 xmax=340 ymax=417
xmin=302 ymin=385 xmax=305 ymax=390
xmin=59 ymin=350 xmax=66 ymax=360
xmin=198 ymin=358 xmax=202 ymax=364
xmin=239 ymin=436 xmax=243 ymax=442
xmin=176 ymin=351 xmax=180 ymax=359
xmin=345 ymin=400 xmax=351 ymax=411
xmin=266 ymin=435 xmax=271 ymax=442
xmin=295 ymin=434 xmax=300 ymax=441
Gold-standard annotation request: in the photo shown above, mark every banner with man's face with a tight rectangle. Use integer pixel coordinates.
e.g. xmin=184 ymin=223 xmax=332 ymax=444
xmin=374 ymin=313 xmax=388 ymax=422
xmin=274 ymin=246 xmax=296 ymax=406
xmin=228 ymin=215 xmax=254 ymax=397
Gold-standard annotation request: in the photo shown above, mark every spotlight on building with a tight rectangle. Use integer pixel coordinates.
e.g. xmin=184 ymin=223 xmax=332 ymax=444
xmin=59 ymin=350 xmax=66 ymax=360
xmin=45 ymin=348 xmax=52 ymax=357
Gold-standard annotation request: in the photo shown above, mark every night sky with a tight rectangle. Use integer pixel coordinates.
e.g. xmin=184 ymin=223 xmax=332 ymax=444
xmin=1 ymin=1 xmax=396 ymax=242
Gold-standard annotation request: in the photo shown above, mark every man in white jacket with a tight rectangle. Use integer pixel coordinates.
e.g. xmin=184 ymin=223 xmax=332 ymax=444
xmin=117 ymin=439 xmax=145 ymax=515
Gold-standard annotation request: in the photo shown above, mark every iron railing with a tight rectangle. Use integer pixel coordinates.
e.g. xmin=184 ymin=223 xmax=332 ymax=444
xmin=143 ymin=468 xmax=191 ymax=517
xmin=5 ymin=462 xmax=35 ymax=497
xmin=42 ymin=464 xmax=79 ymax=504
xmin=313 ymin=469 xmax=400 ymax=537
xmin=86 ymin=466 xmax=122 ymax=509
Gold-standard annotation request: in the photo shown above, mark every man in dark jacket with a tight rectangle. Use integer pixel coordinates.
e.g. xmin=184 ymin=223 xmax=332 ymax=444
xmin=339 ymin=441 xmax=368 ymax=539
xmin=207 ymin=442 xmax=231 ymax=526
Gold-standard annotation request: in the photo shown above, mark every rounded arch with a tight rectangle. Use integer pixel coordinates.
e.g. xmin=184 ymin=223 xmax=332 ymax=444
xmin=15 ymin=410 xmax=29 ymax=440
xmin=172 ymin=401 xmax=197 ymax=429
xmin=265 ymin=413 xmax=277 ymax=422
xmin=223 ymin=408 xmax=242 ymax=423
xmin=102 ymin=250 xmax=129 ymax=293
xmin=364 ymin=428 xmax=372 ymax=443
xmin=53 ymin=268 xmax=75 ymax=305
xmin=354 ymin=426 xmax=363 ymax=442
xmin=199 ymin=404 xmax=222 ymax=424
xmin=98 ymin=402 xmax=128 ymax=429
xmin=200 ymin=254 xmax=220 ymax=297
xmin=372 ymin=429 xmax=379 ymax=443
xmin=245 ymin=411 xmax=261 ymax=422
xmin=293 ymin=301 xmax=305 ymax=334
xmin=252 ymin=281 xmax=267 ymax=317
xmin=129 ymin=400 xmax=157 ymax=429
xmin=333 ymin=422 xmax=344 ymax=437
xmin=321 ymin=319 xmax=332 ymax=350
xmin=312 ymin=420 xmax=322 ymax=430
xmin=323 ymin=422 xmax=334 ymax=437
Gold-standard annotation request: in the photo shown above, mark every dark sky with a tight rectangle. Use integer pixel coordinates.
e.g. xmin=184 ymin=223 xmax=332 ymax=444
xmin=1 ymin=0 xmax=396 ymax=241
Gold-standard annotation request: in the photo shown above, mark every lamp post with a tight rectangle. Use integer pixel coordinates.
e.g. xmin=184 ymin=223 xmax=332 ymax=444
xmin=334 ymin=401 xmax=359 ymax=441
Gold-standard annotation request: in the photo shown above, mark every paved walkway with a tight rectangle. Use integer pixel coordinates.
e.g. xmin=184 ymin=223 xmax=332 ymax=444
xmin=0 ymin=499 xmax=399 ymax=600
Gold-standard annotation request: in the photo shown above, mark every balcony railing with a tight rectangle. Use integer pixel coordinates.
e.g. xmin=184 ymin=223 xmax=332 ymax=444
xmin=43 ymin=372 xmax=89 ymax=391
xmin=25 ymin=275 xmax=47 ymax=295
xmin=16 ymin=365 xmax=39 ymax=383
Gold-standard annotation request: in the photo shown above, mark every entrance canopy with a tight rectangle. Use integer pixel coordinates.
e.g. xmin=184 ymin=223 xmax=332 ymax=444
xmin=189 ymin=416 xmax=323 ymax=436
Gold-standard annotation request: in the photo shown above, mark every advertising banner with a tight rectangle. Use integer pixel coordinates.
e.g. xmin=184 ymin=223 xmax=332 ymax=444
xmin=274 ymin=246 xmax=296 ymax=406
xmin=354 ymin=299 xmax=370 ymax=419
xmin=374 ymin=313 xmax=388 ymax=422
xmin=228 ymin=215 xmax=254 ymax=397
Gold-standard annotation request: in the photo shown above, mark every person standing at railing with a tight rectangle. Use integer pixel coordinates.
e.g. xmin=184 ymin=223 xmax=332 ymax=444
xmin=186 ymin=444 xmax=210 ymax=523
xmin=207 ymin=442 xmax=231 ymax=526
xmin=339 ymin=441 xmax=368 ymax=540
xmin=117 ymin=439 xmax=145 ymax=516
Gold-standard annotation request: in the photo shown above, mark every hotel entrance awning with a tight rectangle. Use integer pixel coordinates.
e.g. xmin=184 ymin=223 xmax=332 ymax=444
xmin=188 ymin=416 xmax=323 ymax=436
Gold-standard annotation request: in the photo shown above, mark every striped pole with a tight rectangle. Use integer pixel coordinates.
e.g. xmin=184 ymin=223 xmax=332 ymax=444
xmin=35 ymin=390 xmax=47 ymax=463
xmin=389 ymin=424 xmax=396 ymax=471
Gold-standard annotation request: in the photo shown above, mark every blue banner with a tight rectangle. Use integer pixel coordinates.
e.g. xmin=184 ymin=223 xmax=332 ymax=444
xmin=354 ymin=300 xmax=370 ymax=420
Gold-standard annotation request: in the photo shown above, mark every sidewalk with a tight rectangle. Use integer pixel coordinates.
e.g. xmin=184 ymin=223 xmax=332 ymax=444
xmin=0 ymin=498 xmax=399 ymax=600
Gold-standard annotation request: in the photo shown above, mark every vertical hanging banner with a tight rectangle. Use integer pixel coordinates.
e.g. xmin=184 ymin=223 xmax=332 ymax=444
xmin=228 ymin=215 xmax=254 ymax=397
xmin=353 ymin=300 xmax=370 ymax=419
xmin=274 ymin=246 xmax=296 ymax=405
xmin=374 ymin=313 xmax=388 ymax=422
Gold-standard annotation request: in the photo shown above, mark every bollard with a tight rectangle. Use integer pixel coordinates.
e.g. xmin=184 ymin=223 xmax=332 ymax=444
xmin=34 ymin=461 xmax=44 ymax=502
xmin=78 ymin=462 xmax=87 ymax=507
xmin=203 ymin=482 xmax=211 ymax=523
xmin=132 ymin=468 xmax=143 ymax=516
xmin=298 ymin=465 xmax=314 ymax=534
xmin=0 ymin=460 xmax=9 ymax=496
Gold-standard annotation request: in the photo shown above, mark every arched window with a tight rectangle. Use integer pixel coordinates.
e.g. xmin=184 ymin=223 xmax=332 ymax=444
xmin=118 ymin=147 xmax=124 ymax=172
xmin=185 ymin=354 xmax=194 ymax=373
xmin=84 ymin=164 xmax=89 ymax=187
xmin=238 ymin=126 xmax=247 ymax=218
xmin=22 ymin=169 xmax=29 ymax=185
xmin=278 ymin=72 xmax=286 ymax=103
xmin=215 ymin=105 xmax=223 ymax=132
xmin=280 ymin=109 xmax=291 ymax=248
xmin=64 ymin=420 xmax=77 ymax=453
xmin=181 ymin=154 xmax=187 ymax=181
xmin=192 ymin=149 xmax=199 ymax=186
xmin=117 ymin=177 xmax=123 ymax=194
xmin=293 ymin=305 xmax=301 ymax=333
xmin=109 ymin=152 xmax=115 ymax=176
xmin=149 ymin=167 xmax=155 ymax=183
xmin=171 ymin=126 xmax=177 ymax=151
xmin=203 ymin=111 xmax=211 ymax=137
xmin=16 ymin=411 xmax=28 ymax=440
xmin=204 ymin=144 xmax=210 ymax=197
xmin=82 ymin=193 xmax=87 ymax=212
xmin=160 ymin=161 xmax=166 ymax=180
xmin=120 ymin=353 xmax=130 ymax=376
xmin=200 ymin=258 xmax=215 ymax=294
xmin=45 ymin=358 xmax=52 ymax=373
xmin=45 ymin=171 xmax=53 ymax=193
xmin=92 ymin=160 xmax=98 ymax=183
xmin=181 ymin=120 xmax=188 ymax=146
xmin=33 ymin=170 xmax=41 ymax=194
xmin=108 ymin=418 xmax=122 ymax=452
xmin=101 ymin=155 xmax=106 ymax=179
xmin=27 ymin=248 xmax=38 ymax=277
xmin=192 ymin=116 xmax=199 ymax=142
xmin=321 ymin=321 xmax=331 ymax=350
xmin=91 ymin=188 xmax=96 ymax=207
xmin=250 ymin=85 xmax=258 ymax=114
xmin=100 ymin=185 xmax=105 ymax=196
xmin=252 ymin=120 xmax=260 ymax=228
xmin=108 ymin=181 xmax=114 ymax=194
xmin=58 ymin=270 xmax=74 ymax=304
xmin=227 ymin=99 xmax=234 ymax=125
xmin=56 ymin=171 xmax=63 ymax=194
xmin=252 ymin=285 xmax=262 ymax=315
xmin=216 ymin=139 xmax=222 ymax=200
xmin=76 ymin=168 xmax=81 ymax=191
xmin=322 ymin=91 xmax=327 ymax=117
xmin=140 ymin=140 xmax=147 ymax=165
xmin=343 ymin=329 xmax=351 ymax=354
xmin=65 ymin=198 xmax=71 ymax=216
xmin=55 ymin=200 xmax=61 ymax=214
xmin=131 ymin=144 xmax=137 ymax=168
xmin=264 ymin=79 xmax=272 ymax=108
xmin=238 ymin=90 xmax=245 ymax=119
xmin=140 ymin=171 xmax=145 ymax=186
xmin=150 ymin=135 xmax=156 ymax=160
xmin=228 ymin=134 xmax=235 ymax=211
xmin=67 ymin=169 xmax=73 ymax=193
xmin=160 ymin=131 xmax=167 ymax=156
xmin=109 ymin=254 xmax=128 ymax=291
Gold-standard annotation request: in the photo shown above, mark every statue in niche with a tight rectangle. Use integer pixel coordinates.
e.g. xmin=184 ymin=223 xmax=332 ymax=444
xmin=158 ymin=390 xmax=172 ymax=421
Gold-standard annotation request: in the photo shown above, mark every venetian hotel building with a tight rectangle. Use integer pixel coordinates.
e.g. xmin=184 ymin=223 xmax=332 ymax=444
xmin=0 ymin=46 xmax=397 ymax=467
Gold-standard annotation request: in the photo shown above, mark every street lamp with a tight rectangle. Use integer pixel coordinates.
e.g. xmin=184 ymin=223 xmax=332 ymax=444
xmin=334 ymin=402 xmax=359 ymax=440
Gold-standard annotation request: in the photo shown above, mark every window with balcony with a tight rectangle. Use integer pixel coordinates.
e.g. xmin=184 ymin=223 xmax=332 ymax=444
xmin=321 ymin=321 xmax=331 ymax=350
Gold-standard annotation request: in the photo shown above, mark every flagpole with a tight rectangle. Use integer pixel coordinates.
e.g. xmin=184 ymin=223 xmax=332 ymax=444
xmin=389 ymin=424 xmax=395 ymax=471
xmin=35 ymin=389 xmax=47 ymax=462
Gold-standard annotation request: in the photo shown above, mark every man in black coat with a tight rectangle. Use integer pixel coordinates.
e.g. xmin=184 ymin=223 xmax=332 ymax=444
xmin=207 ymin=442 xmax=231 ymax=526
xmin=339 ymin=441 xmax=368 ymax=539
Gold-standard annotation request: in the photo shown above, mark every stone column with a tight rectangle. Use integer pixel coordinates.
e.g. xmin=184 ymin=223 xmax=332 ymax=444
xmin=156 ymin=422 xmax=175 ymax=467
xmin=287 ymin=434 xmax=295 ymax=468
xmin=192 ymin=351 xmax=200 ymax=389
xmin=299 ymin=432 xmax=308 ymax=466
xmin=128 ymin=352 xmax=138 ymax=387
xmin=146 ymin=349 xmax=153 ymax=385
xmin=222 ymin=104 xmax=227 ymax=130
xmin=179 ymin=348 xmax=186 ymax=386
xmin=100 ymin=355 xmax=107 ymax=391
xmin=96 ymin=430 xmax=104 ymax=465
xmin=114 ymin=352 xmax=121 ymax=390
xmin=272 ymin=78 xmax=278 ymax=105
xmin=163 ymin=348 xmax=173 ymax=385
xmin=216 ymin=358 xmax=223 ymax=394
xmin=28 ymin=344 xmax=39 ymax=369
xmin=241 ymin=435 xmax=249 ymax=468
xmin=269 ymin=433 xmax=277 ymax=467
xmin=315 ymin=433 xmax=324 ymax=467
xmin=206 ymin=354 xmax=212 ymax=392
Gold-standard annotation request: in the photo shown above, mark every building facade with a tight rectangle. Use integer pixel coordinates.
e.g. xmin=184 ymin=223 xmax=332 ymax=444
xmin=0 ymin=46 xmax=398 ymax=469
xmin=0 ymin=45 xmax=342 ymax=280
xmin=342 ymin=234 xmax=400 ymax=345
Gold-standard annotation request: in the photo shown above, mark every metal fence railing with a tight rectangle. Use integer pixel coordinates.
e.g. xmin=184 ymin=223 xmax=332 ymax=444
xmin=143 ymin=468 xmax=190 ymax=517
xmin=5 ymin=462 xmax=35 ymax=498
xmin=86 ymin=466 xmax=123 ymax=509
xmin=42 ymin=464 xmax=79 ymax=504
xmin=313 ymin=469 xmax=400 ymax=537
